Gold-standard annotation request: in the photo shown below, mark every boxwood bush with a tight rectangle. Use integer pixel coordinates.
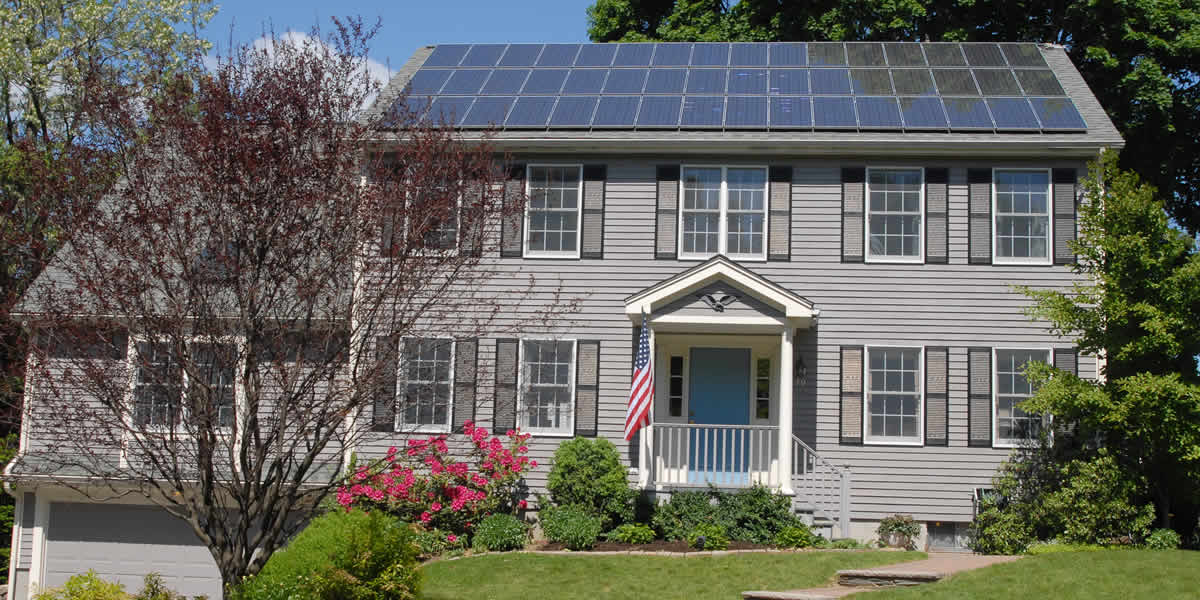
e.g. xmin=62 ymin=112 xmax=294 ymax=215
xmin=471 ymin=514 xmax=528 ymax=552
xmin=606 ymin=523 xmax=655 ymax=544
xmin=774 ymin=524 xmax=817 ymax=548
xmin=546 ymin=438 xmax=635 ymax=529
xmin=687 ymin=523 xmax=730 ymax=550
xmin=652 ymin=486 xmax=801 ymax=544
xmin=541 ymin=505 xmax=603 ymax=550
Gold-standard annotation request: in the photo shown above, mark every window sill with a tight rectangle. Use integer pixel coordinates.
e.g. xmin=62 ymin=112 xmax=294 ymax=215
xmin=678 ymin=253 xmax=767 ymax=262
xmin=991 ymin=257 xmax=1053 ymax=266
xmin=865 ymin=256 xmax=925 ymax=264
xmin=521 ymin=251 xmax=581 ymax=260
xmin=863 ymin=438 xmax=924 ymax=447
xmin=524 ymin=430 xmax=574 ymax=438
xmin=992 ymin=439 xmax=1037 ymax=449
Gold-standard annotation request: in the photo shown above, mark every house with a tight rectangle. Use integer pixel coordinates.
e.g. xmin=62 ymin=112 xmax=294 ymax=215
xmin=5 ymin=41 xmax=1120 ymax=598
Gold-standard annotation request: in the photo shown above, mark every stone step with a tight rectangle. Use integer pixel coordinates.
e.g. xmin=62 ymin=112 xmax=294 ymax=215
xmin=836 ymin=568 xmax=943 ymax=587
xmin=742 ymin=586 xmax=862 ymax=599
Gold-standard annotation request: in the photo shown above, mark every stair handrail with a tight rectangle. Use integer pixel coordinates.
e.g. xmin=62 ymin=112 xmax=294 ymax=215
xmin=791 ymin=433 xmax=851 ymax=539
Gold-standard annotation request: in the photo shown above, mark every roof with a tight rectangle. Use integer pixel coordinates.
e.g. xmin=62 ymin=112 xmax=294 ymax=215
xmin=366 ymin=42 xmax=1122 ymax=156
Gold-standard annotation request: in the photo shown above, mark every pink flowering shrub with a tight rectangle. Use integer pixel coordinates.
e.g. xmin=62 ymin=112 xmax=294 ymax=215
xmin=337 ymin=421 xmax=536 ymax=535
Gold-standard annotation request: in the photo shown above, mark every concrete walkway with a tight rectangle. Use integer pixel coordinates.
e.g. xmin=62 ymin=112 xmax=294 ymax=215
xmin=743 ymin=552 xmax=1021 ymax=600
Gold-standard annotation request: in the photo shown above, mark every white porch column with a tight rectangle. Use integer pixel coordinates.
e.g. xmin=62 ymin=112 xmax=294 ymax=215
xmin=777 ymin=327 xmax=794 ymax=495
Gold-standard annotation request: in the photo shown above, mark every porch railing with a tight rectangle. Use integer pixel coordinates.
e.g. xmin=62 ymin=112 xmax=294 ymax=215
xmin=792 ymin=434 xmax=851 ymax=538
xmin=651 ymin=423 xmax=781 ymax=488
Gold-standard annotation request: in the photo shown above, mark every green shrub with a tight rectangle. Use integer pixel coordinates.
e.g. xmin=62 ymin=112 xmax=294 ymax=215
xmin=234 ymin=509 xmax=420 ymax=600
xmin=132 ymin=574 xmax=184 ymax=600
xmin=877 ymin=514 xmax=921 ymax=550
xmin=773 ymin=524 xmax=816 ymax=548
xmin=830 ymin=538 xmax=866 ymax=549
xmin=687 ymin=523 xmax=730 ymax=550
xmin=541 ymin=505 xmax=603 ymax=550
xmin=1145 ymin=528 xmax=1182 ymax=550
xmin=969 ymin=497 xmax=1036 ymax=555
xmin=34 ymin=571 xmax=128 ymax=600
xmin=1025 ymin=540 xmax=1107 ymax=554
xmin=471 ymin=514 xmax=527 ymax=552
xmin=1041 ymin=453 xmax=1155 ymax=545
xmin=546 ymin=438 xmax=635 ymax=529
xmin=714 ymin=485 xmax=803 ymax=544
xmin=413 ymin=527 xmax=466 ymax=558
xmin=606 ymin=523 xmax=655 ymax=544
xmin=651 ymin=491 xmax=717 ymax=541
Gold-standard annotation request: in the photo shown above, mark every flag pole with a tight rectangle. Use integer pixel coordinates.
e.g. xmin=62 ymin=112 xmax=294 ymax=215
xmin=638 ymin=311 xmax=653 ymax=488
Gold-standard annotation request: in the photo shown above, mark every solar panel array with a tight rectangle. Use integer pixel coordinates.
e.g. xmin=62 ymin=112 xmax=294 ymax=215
xmin=397 ymin=42 xmax=1087 ymax=133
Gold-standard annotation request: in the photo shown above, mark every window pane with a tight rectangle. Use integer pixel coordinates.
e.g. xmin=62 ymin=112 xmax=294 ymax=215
xmin=995 ymin=349 xmax=1049 ymax=443
xmin=526 ymin=167 xmax=581 ymax=253
xmin=866 ymin=348 xmax=921 ymax=440
xmin=867 ymin=169 xmax=922 ymax=258
xmin=521 ymin=340 xmax=574 ymax=432
xmin=399 ymin=339 xmax=453 ymax=428
xmin=995 ymin=171 xmax=1050 ymax=260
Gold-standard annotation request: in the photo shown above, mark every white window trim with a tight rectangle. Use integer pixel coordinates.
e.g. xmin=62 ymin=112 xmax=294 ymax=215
xmin=524 ymin=164 xmax=584 ymax=259
xmin=862 ymin=345 xmax=925 ymax=446
xmin=393 ymin=337 xmax=455 ymax=434
xmin=517 ymin=338 xmax=577 ymax=437
xmin=864 ymin=166 xmax=925 ymax=264
xmin=992 ymin=167 xmax=1053 ymax=266
xmin=992 ymin=346 xmax=1052 ymax=449
xmin=124 ymin=335 xmax=245 ymax=436
xmin=678 ymin=164 xmax=770 ymax=262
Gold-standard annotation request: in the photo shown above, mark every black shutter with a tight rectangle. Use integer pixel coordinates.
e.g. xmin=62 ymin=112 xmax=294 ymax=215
xmin=925 ymin=346 xmax=949 ymax=446
xmin=452 ymin=338 xmax=478 ymax=432
xmin=768 ymin=166 xmax=792 ymax=261
xmin=655 ymin=165 xmax=679 ymax=259
xmin=968 ymin=347 xmax=992 ymax=447
xmin=460 ymin=181 xmax=484 ymax=257
xmin=500 ymin=165 xmax=525 ymax=257
xmin=372 ymin=335 xmax=398 ymax=432
xmin=493 ymin=339 xmax=519 ymax=431
xmin=1053 ymin=168 xmax=1078 ymax=265
xmin=575 ymin=340 xmax=600 ymax=436
xmin=841 ymin=167 xmax=865 ymax=263
xmin=1053 ymin=347 xmax=1078 ymax=376
xmin=968 ymin=168 xmax=992 ymax=264
xmin=581 ymin=165 xmax=606 ymax=259
xmin=925 ymin=168 xmax=949 ymax=264
xmin=380 ymin=162 xmax=406 ymax=257
xmin=840 ymin=346 xmax=864 ymax=445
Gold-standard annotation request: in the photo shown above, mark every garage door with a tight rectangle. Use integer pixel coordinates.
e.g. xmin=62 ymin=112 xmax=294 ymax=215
xmin=44 ymin=502 xmax=222 ymax=598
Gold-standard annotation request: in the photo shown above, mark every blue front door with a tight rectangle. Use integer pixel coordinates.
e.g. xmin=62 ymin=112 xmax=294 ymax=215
xmin=688 ymin=347 xmax=750 ymax=484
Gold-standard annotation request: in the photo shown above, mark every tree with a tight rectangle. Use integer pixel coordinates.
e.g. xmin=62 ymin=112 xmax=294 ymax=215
xmin=1020 ymin=152 xmax=1200 ymax=536
xmin=585 ymin=0 xmax=1200 ymax=232
xmin=15 ymin=19 xmax=566 ymax=596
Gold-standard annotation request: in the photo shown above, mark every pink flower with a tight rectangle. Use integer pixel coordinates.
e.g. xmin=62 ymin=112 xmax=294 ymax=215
xmin=447 ymin=534 xmax=458 ymax=543
xmin=530 ymin=461 xmax=538 ymax=468
xmin=431 ymin=502 xmax=442 ymax=512
xmin=506 ymin=429 xmax=515 ymax=436
xmin=518 ymin=499 xmax=528 ymax=509
xmin=463 ymin=421 xmax=475 ymax=435
xmin=420 ymin=512 xmax=431 ymax=523
xmin=336 ymin=490 xmax=353 ymax=507
xmin=518 ymin=446 xmax=528 ymax=453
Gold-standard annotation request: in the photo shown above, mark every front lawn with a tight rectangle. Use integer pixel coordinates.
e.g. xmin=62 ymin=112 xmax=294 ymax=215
xmin=421 ymin=551 xmax=924 ymax=600
xmin=858 ymin=550 xmax=1200 ymax=600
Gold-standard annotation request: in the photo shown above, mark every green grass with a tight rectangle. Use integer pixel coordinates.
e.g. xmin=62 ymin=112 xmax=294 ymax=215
xmin=858 ymin=550 xmax=1200 ymax=600
xmin=421 ymin=551 xmax=925 ymax=600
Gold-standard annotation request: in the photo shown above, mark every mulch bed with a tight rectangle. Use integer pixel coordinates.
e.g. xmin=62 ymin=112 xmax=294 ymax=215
xmin=535 ymin=540 xmax=774 ymax=552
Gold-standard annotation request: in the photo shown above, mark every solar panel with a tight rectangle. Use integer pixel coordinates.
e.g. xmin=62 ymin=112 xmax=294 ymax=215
xmin=461 ymin=44 xmax=505 ymax=67
xmin=732 ymin=43 xmax=768 ymax=66
xmin=461 ymin=96 xmax=514 ymax=126
xmin=424 ymin=44 xmax=470 ymax=67
xmin=987 ymin=97 xmax=1039 ymax=129
xmin=808 ymin=43 xmax=846 ymax=66
xmin=653 ymin=43 xmax=692 ymax=66
xmin=847 ymin=43 xmax=886 ymax=66
xmin=480 ymin=69 xmax=529 ymax=95
xmin=925 ymin=44 xmax=966 ymax=66
xmin=562 ymin=69 xmax=607 ymax=94
xmin=729 ymin=69 xmax=769 ymax=94
xmin=884 ymin=43 xmax=926 ymax=66
xmin=681 ymin=96 xmax=724 ymax=127
xmin=899 ymin=97 xmax=947 ymax=129
xmin=549 ymin=96 xmax=598 ymax=126
xmin=1000 ymin=43 xmax=1046 ymax=68
xmin=692 ymin=43 xmax=730 ymax=66
xmin=604 ymin=69 xmax=647 ymax=94
xmin=406 ymin=69 xmax=452 ymax=95
xmin=505 ymin=96 xmax=556 ymax=126
xmin=637 ymin=95 xmax=682 ymax=126
xmin=613 ymin=44 xmax=653 ymax=66
xmin=813 ymin=97 xmax=856 ymax=128
xmin=768 ymin=42 xmax=807 ymax=66
xmin=891 ymin=69 xmax=936 ymax=95
xmin=769 ymin=96 xmax=811 ymax=128
xmin=575 ymin=44 xmax=616 ymax=67
xmin=726 ymin=96 xmax=767 ymax=127
xmin=962 ymin=44 xmax=1007 ymax=67
xmin=943 ymin=97 xmax=993 ymax=129
xmin=933 ymin=69 xmax=979 ymax=95
xmin=856 ymin=97 xmax=902 ymax=128
xmin=592 ymin=96 xmax=640 ymax=126
xmin=644 ymin=69 xmax=686 ymax=94
xmin=1015 ymin=69 xmax=1065 ymax=96
xmin=810 ymin=69 xmax=851 ymax=94
xmin=768 ymin=69 xmax=808 ymax=95
xmin=428 ymin=97 xmax=474 ymax=125
xmin=499 ymin=45 xmax=543 ymax=67
xmin=523 ymin=69 xmax=568 ymax=94
xmin=1030 ymin=97 xmax=1086 ymax=129
xmin=391 ymin=96 xmax=431 ymax=124
xmin=850 ymin=69 xmax=893 ymax=95
xmin=441 ymin=69 xmax=490 ymax=95
xmin=686 ymin=69 xmax=727 ymax=94
xmin=974 ymin=69 xmax=1022 ymax=95
xmin=537 ymin=44 xmax=581 ymax=66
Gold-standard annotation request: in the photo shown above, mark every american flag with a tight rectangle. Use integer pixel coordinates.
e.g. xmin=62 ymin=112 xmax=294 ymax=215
xmin=624 ymin=313 xmax=653 ymax=441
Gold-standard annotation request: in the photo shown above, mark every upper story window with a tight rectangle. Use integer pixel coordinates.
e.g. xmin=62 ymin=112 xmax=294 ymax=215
xmin=866 ymin=168 xmax=923 ymax=262
xmin=680 ymin=166 xmax=767 ymax=261
xmin=519 ymin=339 xmax=575 ymax=435
xmin=994 ymin=170 xmax=1051 ymax=264
xmin=132 ymin=340 xmax=237 ymax=430
xmin=525 ymin=165 xmax=582 ymax=258
xmin=409 ymin=181 xmax=459 ymax=252
xmin=864 ymin=346 xmax=922 ymax=445
xmin=994 ymin=348 xmax=1049 ymax=447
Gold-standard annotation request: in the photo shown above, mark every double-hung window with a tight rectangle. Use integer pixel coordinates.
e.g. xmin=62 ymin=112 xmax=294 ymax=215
xmin=410 ymin=181 xmax=459 ymax=251
xmin=864 ymin=347 xmax=923 ymax=445
xmin=519 ymin=339 xmax=575 ymax=435
xmin=131 ymin=340 xmax=237 ymax=430
xmin=994 ymin=349 xmax=1049 ymax=447
xmin=399 ymin=338 xmax=454 ymax=431
xmin=525 ymin=165 xmax=582 ymax=257
xmin=680 ymin=166 xmax=767 ymax=260
xmin=994 ymin=170 xmax=1051 ymax=264
xmin=866 ymin=168 xmax=923 ymax=262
